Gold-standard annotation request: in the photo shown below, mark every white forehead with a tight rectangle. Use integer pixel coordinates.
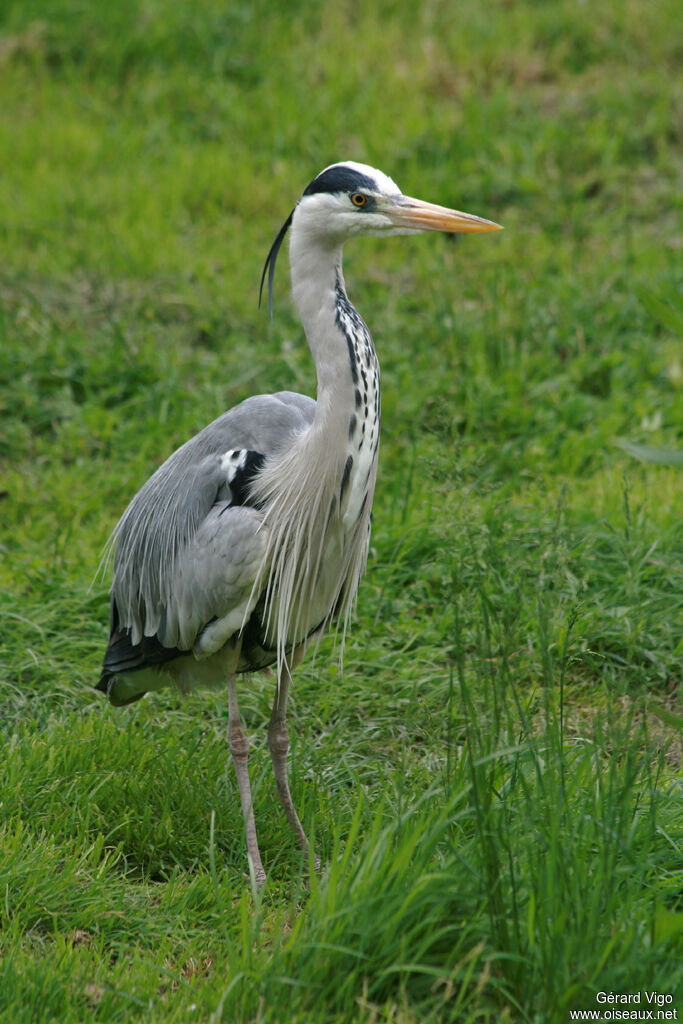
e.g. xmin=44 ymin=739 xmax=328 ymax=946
xmin=322 ymin=161 xmax=402 ymax=196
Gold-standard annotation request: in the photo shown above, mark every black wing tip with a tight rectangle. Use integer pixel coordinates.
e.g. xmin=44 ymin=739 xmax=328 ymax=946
xmin=98 ymin=625 xmax=183 ymax=703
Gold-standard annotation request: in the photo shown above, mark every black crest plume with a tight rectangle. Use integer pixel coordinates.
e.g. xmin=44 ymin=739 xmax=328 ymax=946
xmin=259 ymin=209 xmax=294 ymax=322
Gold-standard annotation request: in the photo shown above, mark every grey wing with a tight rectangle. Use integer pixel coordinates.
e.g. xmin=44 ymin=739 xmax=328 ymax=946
xmin=159 ymin=503 xmax=268 ymax=654
xmin=106 ymin=390 xmax=315 ymax=646
xmin=99 ymin=504 xmax=268 ymax=705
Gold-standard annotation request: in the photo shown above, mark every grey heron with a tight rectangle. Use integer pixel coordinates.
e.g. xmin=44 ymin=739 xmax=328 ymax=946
xmin=96 ymin=161 xmax=501 ymax=885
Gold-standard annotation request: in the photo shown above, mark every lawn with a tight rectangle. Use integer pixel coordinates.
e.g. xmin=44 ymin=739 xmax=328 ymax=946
xmin=0 ymin=0 xmax=681 ymax=1020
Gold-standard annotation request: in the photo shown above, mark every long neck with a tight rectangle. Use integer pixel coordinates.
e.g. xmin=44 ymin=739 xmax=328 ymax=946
xmin=288 ymin=225 xmax=380 ymax=443
xmin=250 ymin=215 xmax=382 ymax=666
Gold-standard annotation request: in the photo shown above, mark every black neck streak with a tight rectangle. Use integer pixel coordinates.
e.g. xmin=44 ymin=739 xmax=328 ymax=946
xmin=333 ymin=271 xmax=380 ymax=411
xmin=332 ymin=271 xmax=381 ymax=530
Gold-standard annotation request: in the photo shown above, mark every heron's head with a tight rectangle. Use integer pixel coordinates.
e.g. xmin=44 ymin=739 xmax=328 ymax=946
xmin=260 ymin=160 xmax=502 ymax=316
xmin=297 ymin=161 xmax=502 ymax=241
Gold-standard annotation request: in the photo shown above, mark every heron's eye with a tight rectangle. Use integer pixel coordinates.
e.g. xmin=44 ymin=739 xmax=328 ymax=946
xmin=350 ymin=193 xmax=367 ymax=208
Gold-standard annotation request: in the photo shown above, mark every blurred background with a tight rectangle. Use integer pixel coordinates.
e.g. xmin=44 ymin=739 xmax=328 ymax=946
xmin=0 ymin=1 xmax=681 ymax=1021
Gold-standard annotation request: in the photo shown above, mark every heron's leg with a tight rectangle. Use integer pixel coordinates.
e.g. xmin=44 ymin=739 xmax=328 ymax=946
xmin=227 ymin=674 xmax=266 ymax=887
xmin=268 ymin=656 xmax=319 ymax=871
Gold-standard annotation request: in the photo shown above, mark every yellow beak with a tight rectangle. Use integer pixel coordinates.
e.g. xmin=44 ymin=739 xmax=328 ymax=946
xmin=386 ymin=195 xmax=502 ymax=234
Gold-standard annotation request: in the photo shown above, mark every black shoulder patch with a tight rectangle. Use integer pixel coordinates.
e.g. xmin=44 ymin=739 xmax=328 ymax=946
xmin=304 ymin=165 xmax=377 ymax=197
xmin=229 ymin=450 xmax=266 ymax=507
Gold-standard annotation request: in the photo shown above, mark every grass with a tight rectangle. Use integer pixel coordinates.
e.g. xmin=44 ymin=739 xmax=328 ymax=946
xmin=1 ymin=0 xmax=682 ymax=1019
